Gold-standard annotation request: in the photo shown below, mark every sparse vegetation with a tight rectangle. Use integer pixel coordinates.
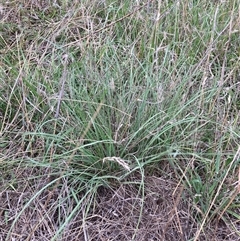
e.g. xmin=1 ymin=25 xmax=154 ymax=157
xmin=0 ymin=0 xmax=240 ymax=240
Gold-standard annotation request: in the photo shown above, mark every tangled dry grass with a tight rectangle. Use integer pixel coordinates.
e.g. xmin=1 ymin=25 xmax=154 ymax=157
xmin=1 ymin=164 xmax=240 ymax=241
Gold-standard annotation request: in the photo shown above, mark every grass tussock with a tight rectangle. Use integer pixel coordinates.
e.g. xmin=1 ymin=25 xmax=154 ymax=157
xmin=0 ymin=0 xmax=240 ymax=240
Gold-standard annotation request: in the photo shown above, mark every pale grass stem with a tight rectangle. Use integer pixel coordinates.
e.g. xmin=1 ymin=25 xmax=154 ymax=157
xmin=103 ymin=156 xmax=131 ymax=171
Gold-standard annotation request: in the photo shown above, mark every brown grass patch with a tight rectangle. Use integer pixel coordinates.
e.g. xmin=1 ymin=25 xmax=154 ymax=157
xmin=1 ymin=167 xmax=239 ymax=241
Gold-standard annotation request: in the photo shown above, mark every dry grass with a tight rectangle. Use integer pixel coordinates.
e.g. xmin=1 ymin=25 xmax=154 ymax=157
xmin=1 ymin=165 xmax=240 ymax=241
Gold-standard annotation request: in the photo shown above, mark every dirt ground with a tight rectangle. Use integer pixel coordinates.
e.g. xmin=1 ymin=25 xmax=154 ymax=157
xmin=1 ymin=167 xmax=239 ymax=241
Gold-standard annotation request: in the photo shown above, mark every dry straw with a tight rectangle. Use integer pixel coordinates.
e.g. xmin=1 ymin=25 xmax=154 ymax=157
xmin=103 ymin=156 xmax=131 ymax=171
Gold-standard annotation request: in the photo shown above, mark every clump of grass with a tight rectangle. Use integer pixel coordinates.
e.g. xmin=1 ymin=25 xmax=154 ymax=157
xmin=1 ymin=0 xmax=240 ymax=240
